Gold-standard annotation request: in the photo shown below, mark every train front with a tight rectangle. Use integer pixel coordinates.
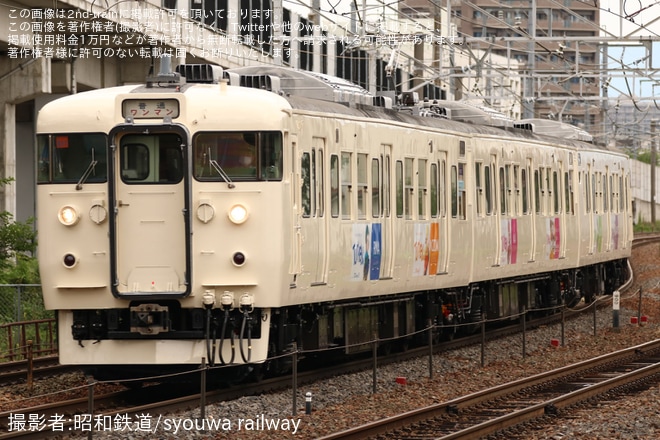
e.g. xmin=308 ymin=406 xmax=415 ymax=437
xmin=36 ymin=65 xmax=291 ymax=379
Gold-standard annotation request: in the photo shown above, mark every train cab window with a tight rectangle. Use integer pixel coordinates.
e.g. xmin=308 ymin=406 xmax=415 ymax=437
xmin=418 ymin=159 xmax=427 ymax=219
xmin=37 ymin=133 xmax=107 ymax=184
xmin=330 ymin=154 xmax=339 ymax=217
xmin=120 ymin=134 xmax=183 ymax=184
xmin=357 ymin=153 xmax=368 ymax=219
xmin=193 ymin=131 xmax=282 ymax=181
xmin=341 ymin=152 xmax=352 ymax=219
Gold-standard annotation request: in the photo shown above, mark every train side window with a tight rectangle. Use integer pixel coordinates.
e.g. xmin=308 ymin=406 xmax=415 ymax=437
xmin=521 ymin=168 xmax=528 ymax=214
xmin=592 ymin=173 xmax=597 ymax=213
xmin=451 ymin=165 xmax=458 ymax=218
xmin=341 ymin=152 xmax=352 ymax=220
xmin=619 ymin=175 xmax=624 ymax=212
xmin=499 ymin=166 xmax=506 ymax=215
xmin=474 ymin=162 xmax=482 ymax=216
xmin=457 ymin=163 xmax=466 ymax=220
xmin=553 ymin=171 xmax=559 ymax=214
xmin=396 ymin=160 xmax=404 ymax=217
xmin=317 ymin=149 xmax=324 ymax=217
xmin=485 ymin=165 xmax=492 ymax=215
xmin=440 ymin=159 xmax=447 ymax=217
xmin=534 ymin=169 xmax=541 ymax=214
xmin=372 ymin=158 xmax=380 ymax=218
xmin=513 ymin=165 xmax=520 ymax=215
xmin=565 ymin=172 xmax=573 ymax=215
xmin=603 ymin=172 xmax=609 ymax=212
xmin=357 ymin=153 xmax=368 ymax=220
xmin=301 ymin=152 xmax=311 ymax=217
xmin=405 ymin=158 xmax=414 ymax=219
xmin=585 ymin=171 xmax=591 ymax=213
xmin=330 ymin=154 xmax=339 ymax=217
xmin=418 ymin=159 xmax=427 ymax=219
xmin=383 ymin=154 xmax=391 ymax=217
xmin=430 ymin=163 xmax=438 ymax=217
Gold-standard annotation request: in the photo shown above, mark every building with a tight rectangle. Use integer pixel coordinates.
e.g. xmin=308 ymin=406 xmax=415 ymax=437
xmin=455 ymin=0 xmax=603 ymax=137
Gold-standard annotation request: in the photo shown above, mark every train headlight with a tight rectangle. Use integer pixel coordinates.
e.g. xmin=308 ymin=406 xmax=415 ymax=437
xmin=58 ymin=206 xmax=80 ymax=226
xmin=228 ymin=204 xmax=248 ymax=224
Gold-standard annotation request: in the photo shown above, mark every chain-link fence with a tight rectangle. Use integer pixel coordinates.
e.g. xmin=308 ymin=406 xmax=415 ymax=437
xmin=0 ymin=284 xmax=51 ymax=324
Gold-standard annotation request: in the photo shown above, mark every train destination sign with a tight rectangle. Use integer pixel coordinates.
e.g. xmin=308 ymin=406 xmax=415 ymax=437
xmin=122 ymin=99 xmax=179 ymax=119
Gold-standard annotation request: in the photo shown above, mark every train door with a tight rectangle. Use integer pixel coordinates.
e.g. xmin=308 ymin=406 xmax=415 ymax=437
xmin=299 ymin=138 xmax=328 ymax=285
xmin=380 ymin=144 xmax=394 ymax=278
xmin=109 ymin=128 xmax=190 ymax=297
xmin=558 ymin=161 xmax=567 ymax=258
xmin=290 ymin=135 xmax=302 ymax=279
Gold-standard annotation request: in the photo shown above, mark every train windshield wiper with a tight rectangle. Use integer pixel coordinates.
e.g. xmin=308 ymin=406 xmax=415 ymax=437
xmin=76 ymin=149 xmax=98 ymax=190
xmin=208 ymin=159 xmax=235 ymax=189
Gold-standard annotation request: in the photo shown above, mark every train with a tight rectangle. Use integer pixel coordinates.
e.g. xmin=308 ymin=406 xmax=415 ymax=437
xmin=36 ymin=61 xmax=632 ymax=380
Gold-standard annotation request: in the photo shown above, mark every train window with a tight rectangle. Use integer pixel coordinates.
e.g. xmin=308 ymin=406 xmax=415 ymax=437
xmin=396 ymin=161 xmax=403 ymax=217
xmin=521 ymin=168 xmax=528 ymax=214
xmin=37 ymin=133 xmax=108 ymax=184
xmin=372 ymin=158 xmax=380 ymax=217
xmin=609 ymin=175 xmax=614 ymax=213
xmin=418 ymin=159 xmax=427 ymax=219
xmin=458 ymin=163 xmax=466 ymax=220
xmin=545 ymin=168 xmax=552 ymax=215
xmin=565 ymin=172 xmax=573 ymax=215
xmin=534 ymin=169 xmax=541 ymax=214
xmin=603 ymin=173 xmax=609 ymax=212
xmin=485 ymin=165 xmax=492 ymax=215
xmin=341 ymin=152 xmax=352 ymax=220
xmin=430 ymin=163 xmax=438 ymax=217
xmin=513 ymin=165 xmax=520 ymax=215
xmin=451 ymin=166 xmax=458 ymax=218
xmin=619 ymin=175 xmax=624 ymax=211
xmin=330 ymin=154 xmax=339 ymax=217
xmin=553 ymin=171 xmax=559 ymax=214
xmin=120 ymin=134 xmax=183 ymax=184
xmin=499 ymin=167 xmax=506 ymax=215
xmin=193 ymin=131 xmax=282 ymax=181
xmin=459 ymin=140 xmax=466 ymax=157
xmin=357 ymin=153 xmax=368 ymax=219
xmin=592 ymin=174 xmax=597 ymax=213
xmin=405 ymin=158 xmax=414 ymax=219
xmin=440 ymin=159 xmax=447 ymax=217
xmin=317 ymin=149 xmax=325 ymax=217
xmin=301 ymin=152 xmax=311 ymax=217
xmin=584 ymin=171 xmax=591 ymax=213
xmin=384 ymin=154 xmax=391 ymax=217
xmin=474 ymin=163 xmax=482 ymax=216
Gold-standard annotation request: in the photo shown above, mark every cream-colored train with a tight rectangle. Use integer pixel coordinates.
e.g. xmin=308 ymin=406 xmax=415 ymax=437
xmin=37 ymin=62 xmax=632 ymax=379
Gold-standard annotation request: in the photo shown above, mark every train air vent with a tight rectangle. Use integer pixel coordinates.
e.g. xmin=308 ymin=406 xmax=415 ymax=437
xmin=236 ymin=74 xmax=281 ymax=93
xmin=175 ymin=64 xmax=224 ymax=83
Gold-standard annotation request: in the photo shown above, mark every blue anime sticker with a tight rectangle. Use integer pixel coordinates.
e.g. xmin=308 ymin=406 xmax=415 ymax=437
xmin=351 ymin=223 xmax=381 ymax=281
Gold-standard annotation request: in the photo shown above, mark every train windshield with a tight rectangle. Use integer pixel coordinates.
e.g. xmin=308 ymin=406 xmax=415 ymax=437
xmin=37 ymin=133 xmax=107 ymax=184
xmin=193 ymin=131 xmax=283 ymax=181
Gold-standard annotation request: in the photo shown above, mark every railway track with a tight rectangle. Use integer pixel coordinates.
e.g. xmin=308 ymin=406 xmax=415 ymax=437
xmin=319 ymin=339 xmax=660 ymax=440
xmin=0 ymin=357 xmax=78 ymax=386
